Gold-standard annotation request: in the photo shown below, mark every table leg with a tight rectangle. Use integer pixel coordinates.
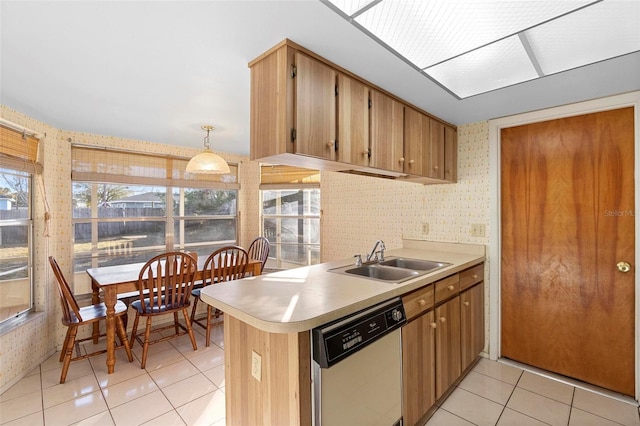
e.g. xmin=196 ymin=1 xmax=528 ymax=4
xmin=103 ymin=287 xmax=117 ymax=374
xmin=91 ymin=279 xmax=101 ymax=344
xmin=251 ymin=261 xmax=261 ymax=277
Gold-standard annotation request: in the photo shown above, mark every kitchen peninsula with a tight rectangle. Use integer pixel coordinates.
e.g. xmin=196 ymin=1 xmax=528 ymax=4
xmin=200 ymin=240 xmax=485 ymax=425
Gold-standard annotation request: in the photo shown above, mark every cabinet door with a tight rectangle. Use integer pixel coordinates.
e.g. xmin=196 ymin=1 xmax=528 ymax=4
xmin=435 ymin=296 xmax=461 ymax=398
xmin=403 ymin=107 xmax=429 ymax=176
xmin=337 ymin=73 xmax=369 ymax=166
xmin=370 ymin=90 xmax=404 ymax=172
xmin=461 ymin=283 xmax=484 ymax=371
xmin=402 ymin=311 xmax=435 ymax=426
xmin=429 ymin=119 xmax=445 ymax=179
xmin=444 ymin=125 xmax=457 ymax=182
xmin=295 ymin=52 xmax=337 ymax=160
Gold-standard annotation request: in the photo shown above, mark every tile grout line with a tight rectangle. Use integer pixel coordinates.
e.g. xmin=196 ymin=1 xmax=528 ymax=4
xmin=566 ymin=386 xmax=575 ymax=426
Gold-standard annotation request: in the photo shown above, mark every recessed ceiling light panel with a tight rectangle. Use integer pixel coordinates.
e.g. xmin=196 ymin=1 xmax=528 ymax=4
xmin=526 ymin=0 xmax=640 ymax=75
xmin=425 ymin=35 xmax=539 ymax=98
xmin=325 ymin=0 xmax=379 ymax=17
xmin=321 ymin=0 xmax=639 ymax=98
xmin=352 ymin=0 xmax=594 ymax=68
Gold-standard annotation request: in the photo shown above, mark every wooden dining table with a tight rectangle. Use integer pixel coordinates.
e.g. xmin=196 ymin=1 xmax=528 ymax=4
xmin=86 ymin=256 xmax=262 ymax=374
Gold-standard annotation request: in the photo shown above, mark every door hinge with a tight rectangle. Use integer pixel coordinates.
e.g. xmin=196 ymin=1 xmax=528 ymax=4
xmin=291 ymin=128 xmax=296 ymax=142
xmin=368 ymin=99 xmax=372 ymax=109
xmin=291 ymin=65 xmax=297 ymax=78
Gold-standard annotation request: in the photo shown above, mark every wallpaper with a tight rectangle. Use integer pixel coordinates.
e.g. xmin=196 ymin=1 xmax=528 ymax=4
xmin=320 ymin=121 xmax=490 ymax=261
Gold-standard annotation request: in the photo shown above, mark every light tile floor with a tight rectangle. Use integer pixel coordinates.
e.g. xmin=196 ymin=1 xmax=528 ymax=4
xmin=1 ymin=323 xmax=639 ymax=426
xmin=427 ymin=358 xmax=640 ymax=426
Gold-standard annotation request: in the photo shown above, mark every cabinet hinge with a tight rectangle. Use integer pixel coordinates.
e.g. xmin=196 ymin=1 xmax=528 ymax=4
xmin=366 ymin=148 xmax=371 ymax=159
xmin=335 ymin=85 xmax=338 ymax=96
xmin=368 ymin=99 xmax=372 ymax=109
xmin=291 ymin=65 xmax=297 ymax=78
xmin=334 ymin=140 xmax=339 ymax=151
xmin=291 ymin=128 xmax=296 ymax=142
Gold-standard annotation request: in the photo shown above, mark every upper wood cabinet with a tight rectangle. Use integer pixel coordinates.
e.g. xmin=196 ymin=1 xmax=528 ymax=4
xmin=404 ymin=107 xmax=429 ymax=176
xmin=337 ymin=73 xmax=369 ymax=167
xmin=370 ymin=90 xmax=404 ymax=173
xmin=295 ymin=52 xmax=337 ymax=161
xmin=249 ymin=42 xmax=294 ymax=161
xmin=249 ymin=39 xmax=457 ymax=183
xmin=444 ymin=125 xmax=457 ymax=182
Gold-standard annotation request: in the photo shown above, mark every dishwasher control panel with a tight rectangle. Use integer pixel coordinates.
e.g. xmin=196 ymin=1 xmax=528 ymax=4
xmin=312 ymin=297 xmax=406 ymax=368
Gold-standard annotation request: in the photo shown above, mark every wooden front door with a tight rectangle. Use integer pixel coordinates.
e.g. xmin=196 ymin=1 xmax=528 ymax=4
xmin=500 ymin=107 xmax=635 ymax=396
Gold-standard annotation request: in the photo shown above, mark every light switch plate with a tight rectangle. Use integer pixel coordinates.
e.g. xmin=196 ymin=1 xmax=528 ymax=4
xmin=251 ymin=350 xmax=262 ymax=382
xmin=422 ymin=222 xmax=429 ymax=235
xmin=471 ymin=223 xmax=486 ymax=237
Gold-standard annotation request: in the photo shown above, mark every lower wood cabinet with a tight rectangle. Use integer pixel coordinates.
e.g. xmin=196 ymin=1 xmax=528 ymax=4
xmin=402 ymin=311 xmax=435 ymax=426
xmin=401 ymin=264 xmax=484 ymax=426
xmin=435 ymin=296 xmax=461 ymax=399
xmin=461 ymin=282 xmax=485 ymax=371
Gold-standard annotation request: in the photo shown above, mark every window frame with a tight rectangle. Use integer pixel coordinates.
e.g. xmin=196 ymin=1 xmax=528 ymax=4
xmin=70 ymin=145 xmax=240 ymax=294
xmin=0 ymin=168 xmax=34 ymax=328
xmin=260 ymin=187 xmax=321 ymax=270
xmin=71 ymin=182 xmax=240 ymax=294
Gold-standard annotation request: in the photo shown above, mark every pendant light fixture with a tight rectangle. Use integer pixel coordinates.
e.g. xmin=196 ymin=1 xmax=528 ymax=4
xmin=185 ymin=125 xmax=230 ymax=174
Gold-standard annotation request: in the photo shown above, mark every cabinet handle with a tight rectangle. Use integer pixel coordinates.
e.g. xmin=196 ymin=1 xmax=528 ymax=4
xmin=418 ymin=299 xmax=426 ymax=306
xmin=447 ymin=285 xmax=455 ymax=291
xmin=433 ymin=165 xmax=439 ymax=170
xmin=399 ymin=157 xmax=405 ymax=163
xmin=362 ymin=150 xmax=369 ymax=156
xmin=463 ymin=301 xmax=470 ymax=307
xmin=472 ymin=274 xmax=478 ymax=279
xmin=408 ymin=159 xmax=415 ymax=165
xmin=430 ymin=322 xmax=437 ymax=329
xmin=439 ymin=317 xmax=446 ymax=323
xmin=326 ymin=141 xmax=334 ymax=147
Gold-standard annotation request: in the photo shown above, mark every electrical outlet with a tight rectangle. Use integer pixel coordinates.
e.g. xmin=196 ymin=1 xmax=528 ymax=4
xmin=471 ymin=223 xmax=486 ymax=237
xmin=251 ymin=350 xmax=262 ymax=382
xmin=422 ymin=222 xmax=429 ymax=235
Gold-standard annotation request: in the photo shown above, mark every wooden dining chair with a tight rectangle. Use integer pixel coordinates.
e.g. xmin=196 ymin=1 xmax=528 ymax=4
xmin=191 ymin=246 xmax=249 ymax=347
xmin=248 ymin=236 xmax=270 ymax=274
xmin=49 ymin=256 xmax=133 ymax=383
xmin=129 ymin=251 xmax=198 ymax=368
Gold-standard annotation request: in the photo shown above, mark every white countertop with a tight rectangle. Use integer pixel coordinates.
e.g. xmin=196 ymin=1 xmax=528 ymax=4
xmin=199 ymin=240 xmax=485 ymax=333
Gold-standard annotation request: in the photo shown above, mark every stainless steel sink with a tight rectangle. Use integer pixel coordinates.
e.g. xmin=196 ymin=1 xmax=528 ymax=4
xmin=328 ymin=257 xmax=451 ymax=284
xmin=344 ymin=264 xmax=420 ymax=282
xmin=379 ymin=258 xmax=450 ymax=272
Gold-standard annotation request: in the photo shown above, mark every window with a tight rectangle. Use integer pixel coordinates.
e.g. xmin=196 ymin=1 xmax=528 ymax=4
xmin=0 ymin=124 xmax=38 ymax=325
xmin=260 ymin=165 xmax=320 ymax=269
xmin=71 ymin=146 xmax=238 ymax=294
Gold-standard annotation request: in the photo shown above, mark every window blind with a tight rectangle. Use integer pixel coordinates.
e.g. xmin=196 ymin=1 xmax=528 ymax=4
xmin=259 ymin=164 xmax=320 ymax=189
xmin=72 ymin=146 xmax=239 ymax=189
xmin=0 ymin=124 xmax=41 ymax=173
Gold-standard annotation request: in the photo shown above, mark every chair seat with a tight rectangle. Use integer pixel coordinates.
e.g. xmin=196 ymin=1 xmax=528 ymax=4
xmin=191 ymin=288 xmax=201 ymax=298
xmin=67 ymin=300 xmax=129 ymax=325
xmin=131 ymin=297 xmax=191 ymax=314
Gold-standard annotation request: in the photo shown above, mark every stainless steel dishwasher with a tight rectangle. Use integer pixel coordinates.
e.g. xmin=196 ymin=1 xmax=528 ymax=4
xmin=312 ymin=297 xmax=406 ymax=426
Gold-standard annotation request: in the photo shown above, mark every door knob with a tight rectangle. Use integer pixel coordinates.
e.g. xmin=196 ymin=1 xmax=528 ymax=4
xmin=617 ymin=261 xmax=631 ymax=273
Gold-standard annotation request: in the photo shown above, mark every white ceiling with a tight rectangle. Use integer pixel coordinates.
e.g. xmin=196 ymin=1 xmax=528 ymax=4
xmin=2 ymin=0 xmax=639 ymax=156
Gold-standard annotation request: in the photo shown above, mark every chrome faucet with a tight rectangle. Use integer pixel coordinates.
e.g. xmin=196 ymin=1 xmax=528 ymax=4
xmin=366 ymin=240 xmax=386 ymax=262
